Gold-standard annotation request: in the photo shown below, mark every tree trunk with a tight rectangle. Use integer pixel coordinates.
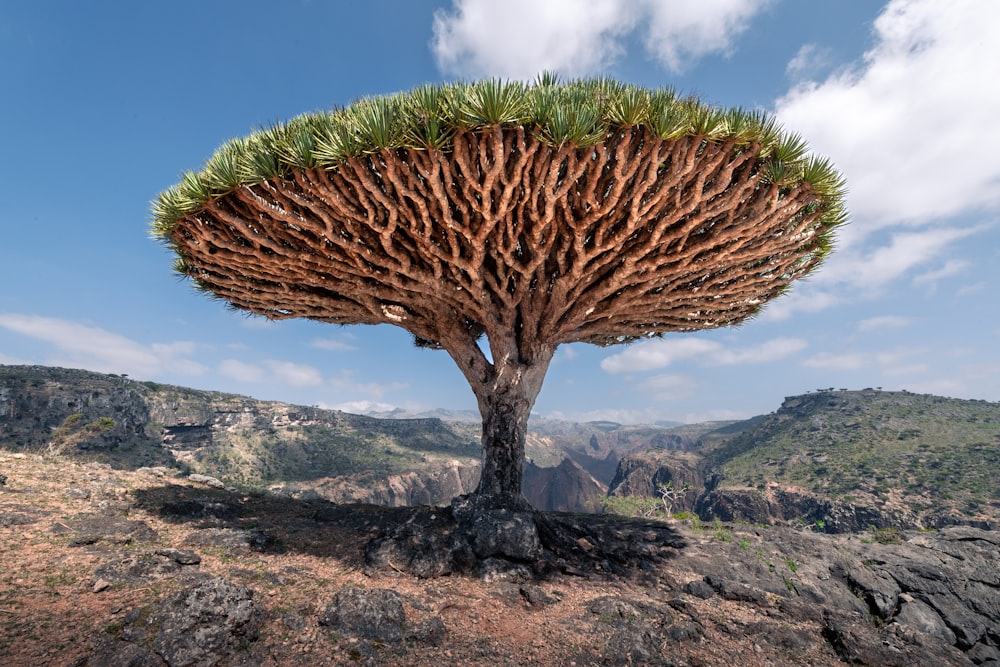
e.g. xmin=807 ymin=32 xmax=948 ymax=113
xmin=446 ymin=332 xmax=553 ymax=511
xmin=476 ymin=376 xmax=533 ymax=509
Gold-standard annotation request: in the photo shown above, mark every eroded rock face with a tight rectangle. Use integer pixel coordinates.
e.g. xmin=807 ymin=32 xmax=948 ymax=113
xmin=606 ymin=449 xmax=704 ymax=513
xmin=694 ymin=487 xmax=919 ymax=533
xmin=523 ymin=457 xmax=606 ymax=513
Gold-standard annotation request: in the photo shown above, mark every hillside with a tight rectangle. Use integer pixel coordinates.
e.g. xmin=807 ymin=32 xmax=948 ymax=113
xmin=702 ymin=389 xmax=1000 ymax=527
xmin=0 ymin=365 xmax=680 ymax=512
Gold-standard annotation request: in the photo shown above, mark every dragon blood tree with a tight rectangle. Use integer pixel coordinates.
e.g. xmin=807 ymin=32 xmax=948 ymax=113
xmin=152 ymin=77 xmax=846 ymax=513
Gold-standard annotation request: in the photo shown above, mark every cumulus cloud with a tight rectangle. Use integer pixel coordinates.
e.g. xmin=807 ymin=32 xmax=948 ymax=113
xmin=431 ymin=0 xmax=771 ymax=79
xmin=601 ymin=338 xmax=721 ymax=373
xmin=601 ymin=336 xmax=806 ymax=374
xmin=775 ymin=0 xmax=1000 ymax=227
xmin=0 ymin=313 xmax=204 ymax=378
xmin=639 ymin=373 xmax=696 ymax=400
xmin=641 ymin=0 xmax=773 ymax=72
xmin=785 ymin=44 xmax=832 ymax=79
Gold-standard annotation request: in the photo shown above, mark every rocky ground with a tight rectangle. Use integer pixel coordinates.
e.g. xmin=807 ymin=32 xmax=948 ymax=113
xmin=1 ymin=451 xmax=997 ymax=666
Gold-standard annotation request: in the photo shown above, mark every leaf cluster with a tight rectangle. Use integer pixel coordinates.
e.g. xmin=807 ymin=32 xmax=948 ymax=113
xmin=151 ymin=75 xmax=847 ymax=244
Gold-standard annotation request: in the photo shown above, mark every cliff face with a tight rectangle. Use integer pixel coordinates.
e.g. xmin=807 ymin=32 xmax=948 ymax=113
xmin=0 ymin=366 xmax=165 ymax=464
xmin=523 ymin=458 xmax=606 ymax=513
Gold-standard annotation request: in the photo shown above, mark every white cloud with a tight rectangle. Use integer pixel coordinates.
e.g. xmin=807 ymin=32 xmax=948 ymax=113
xmin=641 ymin=0 xmax=773 ymax=73
xmin=0 ymin=313 xmax=204 ymax=378
xmin=801 ymin=351 xmax=867 ymax=371
xmin=763 ymin=225 xmax=980 ymax=320
xmin=219 ymin=359 xmax=266 ymax=383
xmin=601 ymin=337 xmax=721 ymax=373
xmin=776 ymin=0 xmax=1000 ymax=227
xmin=912 ymin=259 xmax=969 ymax=286
xmin=639 ymin=373 xmax=694 ymax=400
xmin=857 ymin=315 xmax=910 ymax=331
xmin=0 ymin=351 xmax=31 ymax=365
xmin=329 ymin=370 xmax=408 ymax=400
xmin=601 ymin=336 xmax=805 ymax=373
xmin=264 ymin=360 xmax=323 ymax=387
xmin=431 ymin=0 xmax=771 ymax=79
xmin=825 ymin=227 xmax=979 ymax=288
xmin=785 ymin=43 xmax=832 ymax=79
xmin=712 ymin=337 xmax=808 ymax=365
xmin=957 ymin=282 xmax=987 ymax=296
xmin=219 ymin=359 xmax=324 ymax=387
xmin=802 ymin=345 xmax=931 ymax=374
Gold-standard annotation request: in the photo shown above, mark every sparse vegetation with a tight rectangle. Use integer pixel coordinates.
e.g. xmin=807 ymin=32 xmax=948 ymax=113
xmin=706 ymin=390 xmax=1000 ymax=522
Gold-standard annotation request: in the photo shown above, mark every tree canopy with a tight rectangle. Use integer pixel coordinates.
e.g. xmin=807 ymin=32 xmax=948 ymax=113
xmin=151 ymin=77 xmax=846 ymax=509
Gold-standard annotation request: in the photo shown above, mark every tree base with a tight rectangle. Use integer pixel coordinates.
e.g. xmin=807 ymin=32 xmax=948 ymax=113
xmin=363 ymin=498 xmax=687 ymax=580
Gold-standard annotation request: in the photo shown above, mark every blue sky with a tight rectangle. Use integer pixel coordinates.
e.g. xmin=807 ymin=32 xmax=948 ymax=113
xmin=1 ymin=0 xmax=998 ymax=424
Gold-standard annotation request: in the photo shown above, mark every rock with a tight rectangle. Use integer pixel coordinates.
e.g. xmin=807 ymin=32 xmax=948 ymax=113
xmin=667 ymin=621 xmax=703 ymax=643
xmin=155 ymin=548 xmax=202 ymax=566
xmin=835 ymin=559 xmax=900 ymax=620
xmin=66 ymin=517 xmax=159 ymax=547
xmin=683 ymin=579 xmax=715 ymax=600
xmin=477 ymin=558 xmax=532 ymax=583
xmin=0 ymin=471 xmax=7 ymax=485
xmin=93 ymin=578 xmax=112 ymax=593
xmin=159 ymin=498 xmax=239 ymax=522
xmin=522 ymin=458 xmax=606 ymax=513
xmin=519 ymin=583 xmax=556 ymax=608
xmin=606 ymin=448 xmax=703 ymax=513
xmin=405 ymin=617 xmax=446 ymax=647
xmin=183 ymin=527 xmax=277 ymax=553
xmin=87 ymin=637 xmax=164 ymax=667
xmin=318 ymin=588 xmax=406 ymax=644
xmin=894 ymin=597 xmax=957 ymax=645
xmin=149 ymin=578 xmax=266 ymax=667
xmin=704 ymin=575 xmax=769 ymax=605
xmin=363 ymin=507 xmax=476 ymax=578
xmin=94 ymin=551 xmax=200 ymax=585
xmin=92 ymin=577 xmax=265 ymax=667
xmin=0 ymin=512 xmax=38 ymax=527
xmin=186 ymin=474 xmax=226 ymax=489
xmin=468 ymin=510 xmax=541 ymax=561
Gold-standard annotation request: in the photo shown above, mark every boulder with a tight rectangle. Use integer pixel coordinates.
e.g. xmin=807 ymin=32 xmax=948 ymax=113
xmin=319 ymin=588 xmax=406 ymax=644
